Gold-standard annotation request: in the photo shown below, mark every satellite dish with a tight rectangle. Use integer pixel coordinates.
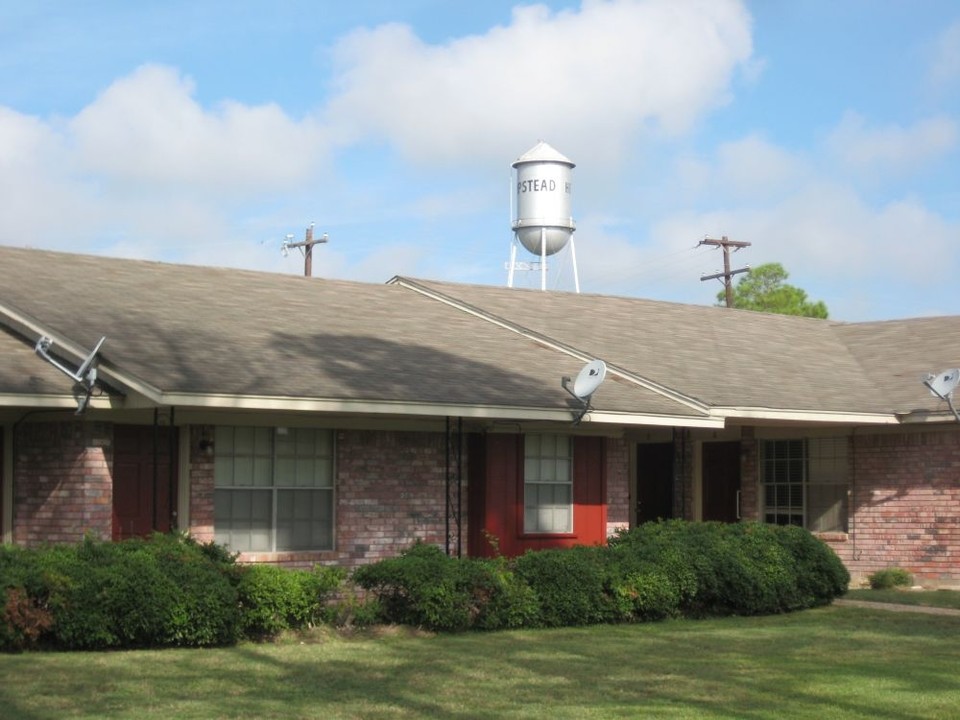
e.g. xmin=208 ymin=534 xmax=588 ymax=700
xmin=562 ymin=359 xmax=607 ymax=424
xmin=572 ymin=359 xmax=607 ymax=400
xmin=922 ymin=368 xmax=960 ymax=423
xmin=925 ymin=368 xmax=960 ymax=399
xmin=34 ymin=335 xmax=107 ymax=414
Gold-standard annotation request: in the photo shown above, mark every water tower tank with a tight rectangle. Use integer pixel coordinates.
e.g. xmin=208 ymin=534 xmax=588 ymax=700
xmin=512 ymin=141 xmax=575 ymax=256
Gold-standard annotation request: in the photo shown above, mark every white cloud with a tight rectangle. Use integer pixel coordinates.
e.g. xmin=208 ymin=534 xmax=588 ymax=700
xmin=826 ymin=111 xmax=957 ymax=176
xmin=70 ymin=64 xmax=331 ymax=195
xmin=670 ymin=134 xmax=810 ymax=203
xmin=0 ymin=64 xmax=336 ymax=258
xmin=928 ymin=20 xmax=960 ymax=90
xmin=324 ymin=0 xmax=753 ymax=166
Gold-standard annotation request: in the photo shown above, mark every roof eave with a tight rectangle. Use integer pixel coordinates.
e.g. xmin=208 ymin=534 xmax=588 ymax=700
xmin=717 ymin=406 xmax=901 ymax=425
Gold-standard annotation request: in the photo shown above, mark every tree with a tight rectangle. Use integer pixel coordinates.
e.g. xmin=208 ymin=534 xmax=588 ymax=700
xmin=719 ymin=263 xmax=829 ymax=318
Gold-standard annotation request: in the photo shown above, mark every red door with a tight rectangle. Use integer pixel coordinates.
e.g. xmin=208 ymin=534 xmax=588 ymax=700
xmin=702 ymin=441 xmax=741 ymax=523
xmin=112 ymin=425 xmax=178 ymax=541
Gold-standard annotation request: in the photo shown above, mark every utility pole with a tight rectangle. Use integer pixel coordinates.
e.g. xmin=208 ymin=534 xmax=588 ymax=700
xmin=281 ymin=223 xmax=328 ymax=277
xmin=699 ymin=236 xmax=751 ymax=308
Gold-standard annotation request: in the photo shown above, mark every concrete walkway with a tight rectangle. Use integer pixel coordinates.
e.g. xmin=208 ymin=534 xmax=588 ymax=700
xmin=833 ymin=599 xmax=960 ymax=617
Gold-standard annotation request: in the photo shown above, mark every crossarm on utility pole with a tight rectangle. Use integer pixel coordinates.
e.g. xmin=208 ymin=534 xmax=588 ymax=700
xmin=698 ymin=236 xmax=751 ymax=308
xmin=282 ymin=223 xmax=328 ymax=277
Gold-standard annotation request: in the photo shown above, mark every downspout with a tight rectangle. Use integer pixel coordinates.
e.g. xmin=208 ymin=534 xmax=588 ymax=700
xmin=168 ymin=407 xmax=176 ymax=532
xmin=445 ymin=416 xmax=450 ymax=556
xmin=457 ymin=416 xmax=463 ymax=558
xmin=444 ymin=417 xmax=464 ymax=558
xmin=850 ymin=427 xmax=860 ymax=562
xmin=152 ymin=408 xmax=159 ymax=532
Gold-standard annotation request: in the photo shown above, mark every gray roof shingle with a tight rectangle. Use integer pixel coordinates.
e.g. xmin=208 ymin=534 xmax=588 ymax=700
xmin=400 ymin=278 xmax=959 ymax=417
xmin=1 ymin=245 xmax=955 ymax=421
xmin=0 ymin=246 xmax=697 ymax=418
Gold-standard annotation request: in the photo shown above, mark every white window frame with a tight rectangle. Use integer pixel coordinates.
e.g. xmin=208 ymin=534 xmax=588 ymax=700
xmin=761 ymin=438 xmax=848 ymax=533
xmin=523 ymin=434 xmax=573 ymax=534
xmin=214 ymin=426 xmax=335 ymax=552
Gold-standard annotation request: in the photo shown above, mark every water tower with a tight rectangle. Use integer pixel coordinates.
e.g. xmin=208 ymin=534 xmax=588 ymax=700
xmin=507 ymin=141 xmax=580 ymax=292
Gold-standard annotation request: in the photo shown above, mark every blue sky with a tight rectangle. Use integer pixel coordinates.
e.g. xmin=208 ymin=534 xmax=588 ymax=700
xmin=1 ymin=1 xmax=957 ymax=321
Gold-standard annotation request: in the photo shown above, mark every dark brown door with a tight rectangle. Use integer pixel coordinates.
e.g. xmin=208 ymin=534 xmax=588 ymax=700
xmin=702 ymin=441 xmax=741 ymax=523
xmin=112 ymin=425 xmax=178 ymax=541
xmin=636 ymin=442 xmax=673 ymax=523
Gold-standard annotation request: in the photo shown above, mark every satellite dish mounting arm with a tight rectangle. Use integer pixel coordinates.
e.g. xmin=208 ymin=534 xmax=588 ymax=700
xmin=562 ymin=376 xmax=594 ymax=425
xmin=562 ymin=360 xmax=607 ymax=426
xmin=35 ymin=335 xmax=107 ymax=414
xmin=923 ymin=373 xmax=960 ymax=423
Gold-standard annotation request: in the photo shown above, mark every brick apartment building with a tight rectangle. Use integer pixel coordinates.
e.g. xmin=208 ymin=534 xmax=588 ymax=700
xmin=1 ymin=246 xmax=958 ymax=585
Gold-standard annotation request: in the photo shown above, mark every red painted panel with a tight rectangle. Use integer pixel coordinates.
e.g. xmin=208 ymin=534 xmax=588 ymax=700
xmin=469 ymin=433 xmax=607 ymax=558
xmin=572 ymin=435 xmax=607 ymax=545
xmin=484 ymin=433 xmax=522 ymax=557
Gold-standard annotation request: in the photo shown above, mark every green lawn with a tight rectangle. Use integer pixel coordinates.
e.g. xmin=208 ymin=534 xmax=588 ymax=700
xmin=2 ymin=604 xmax=959 ymax=719
xmin=845 ymin=588 xmax=960 ymax=610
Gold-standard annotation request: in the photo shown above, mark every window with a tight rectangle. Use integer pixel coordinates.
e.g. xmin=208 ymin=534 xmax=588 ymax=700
xmin=214 ymin=426 xmax=334 ymax=552
xmin=761 ymin=438 xmax=848 ymax=533
xmin=524 ymin=434 xmax=573 ymax=534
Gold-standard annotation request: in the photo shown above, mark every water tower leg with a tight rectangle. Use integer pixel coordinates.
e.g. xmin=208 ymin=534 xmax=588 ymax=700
xmin=570 ymin=236 xmax=581 ymax=294
xmin=540 ymin=227 xmax=547 ymax=292
xmin=507 ymin=241 xmax=517 ymax=288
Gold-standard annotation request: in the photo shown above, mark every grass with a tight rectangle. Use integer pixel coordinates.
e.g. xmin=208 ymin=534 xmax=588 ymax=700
xmin=845 ymin=588 xmax=960 ymax=610
xmin=2 ymin=604 xmax=959 ymax=719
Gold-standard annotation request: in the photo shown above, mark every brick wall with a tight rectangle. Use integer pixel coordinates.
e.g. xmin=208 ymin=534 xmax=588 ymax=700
xmin=187 ymin=425 xmax=215 ymax=544
xmin=202 ymin=428 xmax=459 ymax=569
xmin=335 ymin=429 xmax=452 ymax=567
xmin=13 ymin=421 xmax=113 ymax=545
xmin=605 ymin=436 xmax=629 ymax=536
xmin=842 ymin=429 xmax=960 ymax=586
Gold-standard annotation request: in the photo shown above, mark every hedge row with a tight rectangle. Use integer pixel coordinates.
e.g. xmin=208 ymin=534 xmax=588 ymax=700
xmin=2 ymin=521 xmax=850 ymax=649
xmin=0 ymin=534 xmax=345 ymax=651
xmin=353 ymin=521 xmax=849 ymax=631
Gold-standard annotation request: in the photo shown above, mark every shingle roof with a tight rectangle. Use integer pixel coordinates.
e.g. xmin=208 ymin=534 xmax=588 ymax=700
xmin=1 ymin=245 xmax=955 ymax=423
xmin=398 ymin=277 xmax=959 ymax=417
xmin=0 ymin=246 xmax=698 ymax=419
xmin=0 ymin=325 xmax=70 ymax=396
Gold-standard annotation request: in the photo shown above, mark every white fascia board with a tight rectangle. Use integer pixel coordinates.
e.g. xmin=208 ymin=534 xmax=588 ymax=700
xmin=716 ymin=406 xmax=900 ymax=425
xmin=895 ymin=411 xmax=960 ymax=425
xmin=0 ymin=393 xmax=118 ymax=410
xmin=158 ymin=393 xmax=586 ymax=421
xmin=155 ymin=392 xmax=722 ymax=427
xmin=584 ymin=411 xmax=724 ymax=429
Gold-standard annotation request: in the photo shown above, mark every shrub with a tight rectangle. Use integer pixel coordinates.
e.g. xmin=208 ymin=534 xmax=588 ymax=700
xmin=767 ymin=524 xmax=850 ymax=606
xmin=323 ymin=586 xmax=384 ymax=629
xmin=513 ymin=545 xmax=617 ymax=627
xmin=608 ymin=521 xmax=848 ymax=617
xmin=1 ymin=587 xmax=54 ymax=651
xmin=0 ymin=535 xmax=240 ymax=651
xmin=236 ymin=564 xmax=345 ymax=639
xmin=465 ymin=558 xmax=539 ymax=630
xmin=868 ymin=567 xmax=913 ymax=590
xmin=352 ymin=542 xmax=538 ymax=631
xmin=145 ymin=534 xmax=241 ymax=646
xmin=352 ymin=543 xmax=473 ymax=630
